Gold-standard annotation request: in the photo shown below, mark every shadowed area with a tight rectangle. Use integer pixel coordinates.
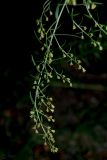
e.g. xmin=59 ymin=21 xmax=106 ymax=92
xmin=0 ymin=0 xmax=107 ymax=159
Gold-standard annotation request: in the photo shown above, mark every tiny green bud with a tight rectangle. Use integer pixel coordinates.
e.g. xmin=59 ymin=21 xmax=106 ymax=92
xmin=91 ymin=3 xmax=96 ymax=10
xmin=49 ymin=11 xmax=53 ymax=16
xmin=99 ymin=46 xmax=103 ymax=51
xmin=81 ymin=35 xmax=84 ymax=39
xmin=46 ymin=16 xmax=49 ymax=21
xmin=73 ymin=25 xmax=76 ymax=30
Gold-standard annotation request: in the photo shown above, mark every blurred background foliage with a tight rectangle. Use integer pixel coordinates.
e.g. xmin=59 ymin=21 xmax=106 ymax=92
xmin=0 ymin=0 xmax=107 ymax=159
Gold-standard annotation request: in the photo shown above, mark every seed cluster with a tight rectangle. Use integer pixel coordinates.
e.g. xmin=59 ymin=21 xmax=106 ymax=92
xmin=30 ymin=0 xmax=107 ymax=153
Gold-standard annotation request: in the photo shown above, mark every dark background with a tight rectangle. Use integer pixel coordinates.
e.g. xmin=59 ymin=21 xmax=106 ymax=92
xmin=0 ymin=0 xmax=107 ymax=159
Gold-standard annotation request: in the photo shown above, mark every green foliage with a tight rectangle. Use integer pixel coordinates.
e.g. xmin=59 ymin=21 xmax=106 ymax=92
xmin=30 ymin=0 xmax=107 ymax=152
